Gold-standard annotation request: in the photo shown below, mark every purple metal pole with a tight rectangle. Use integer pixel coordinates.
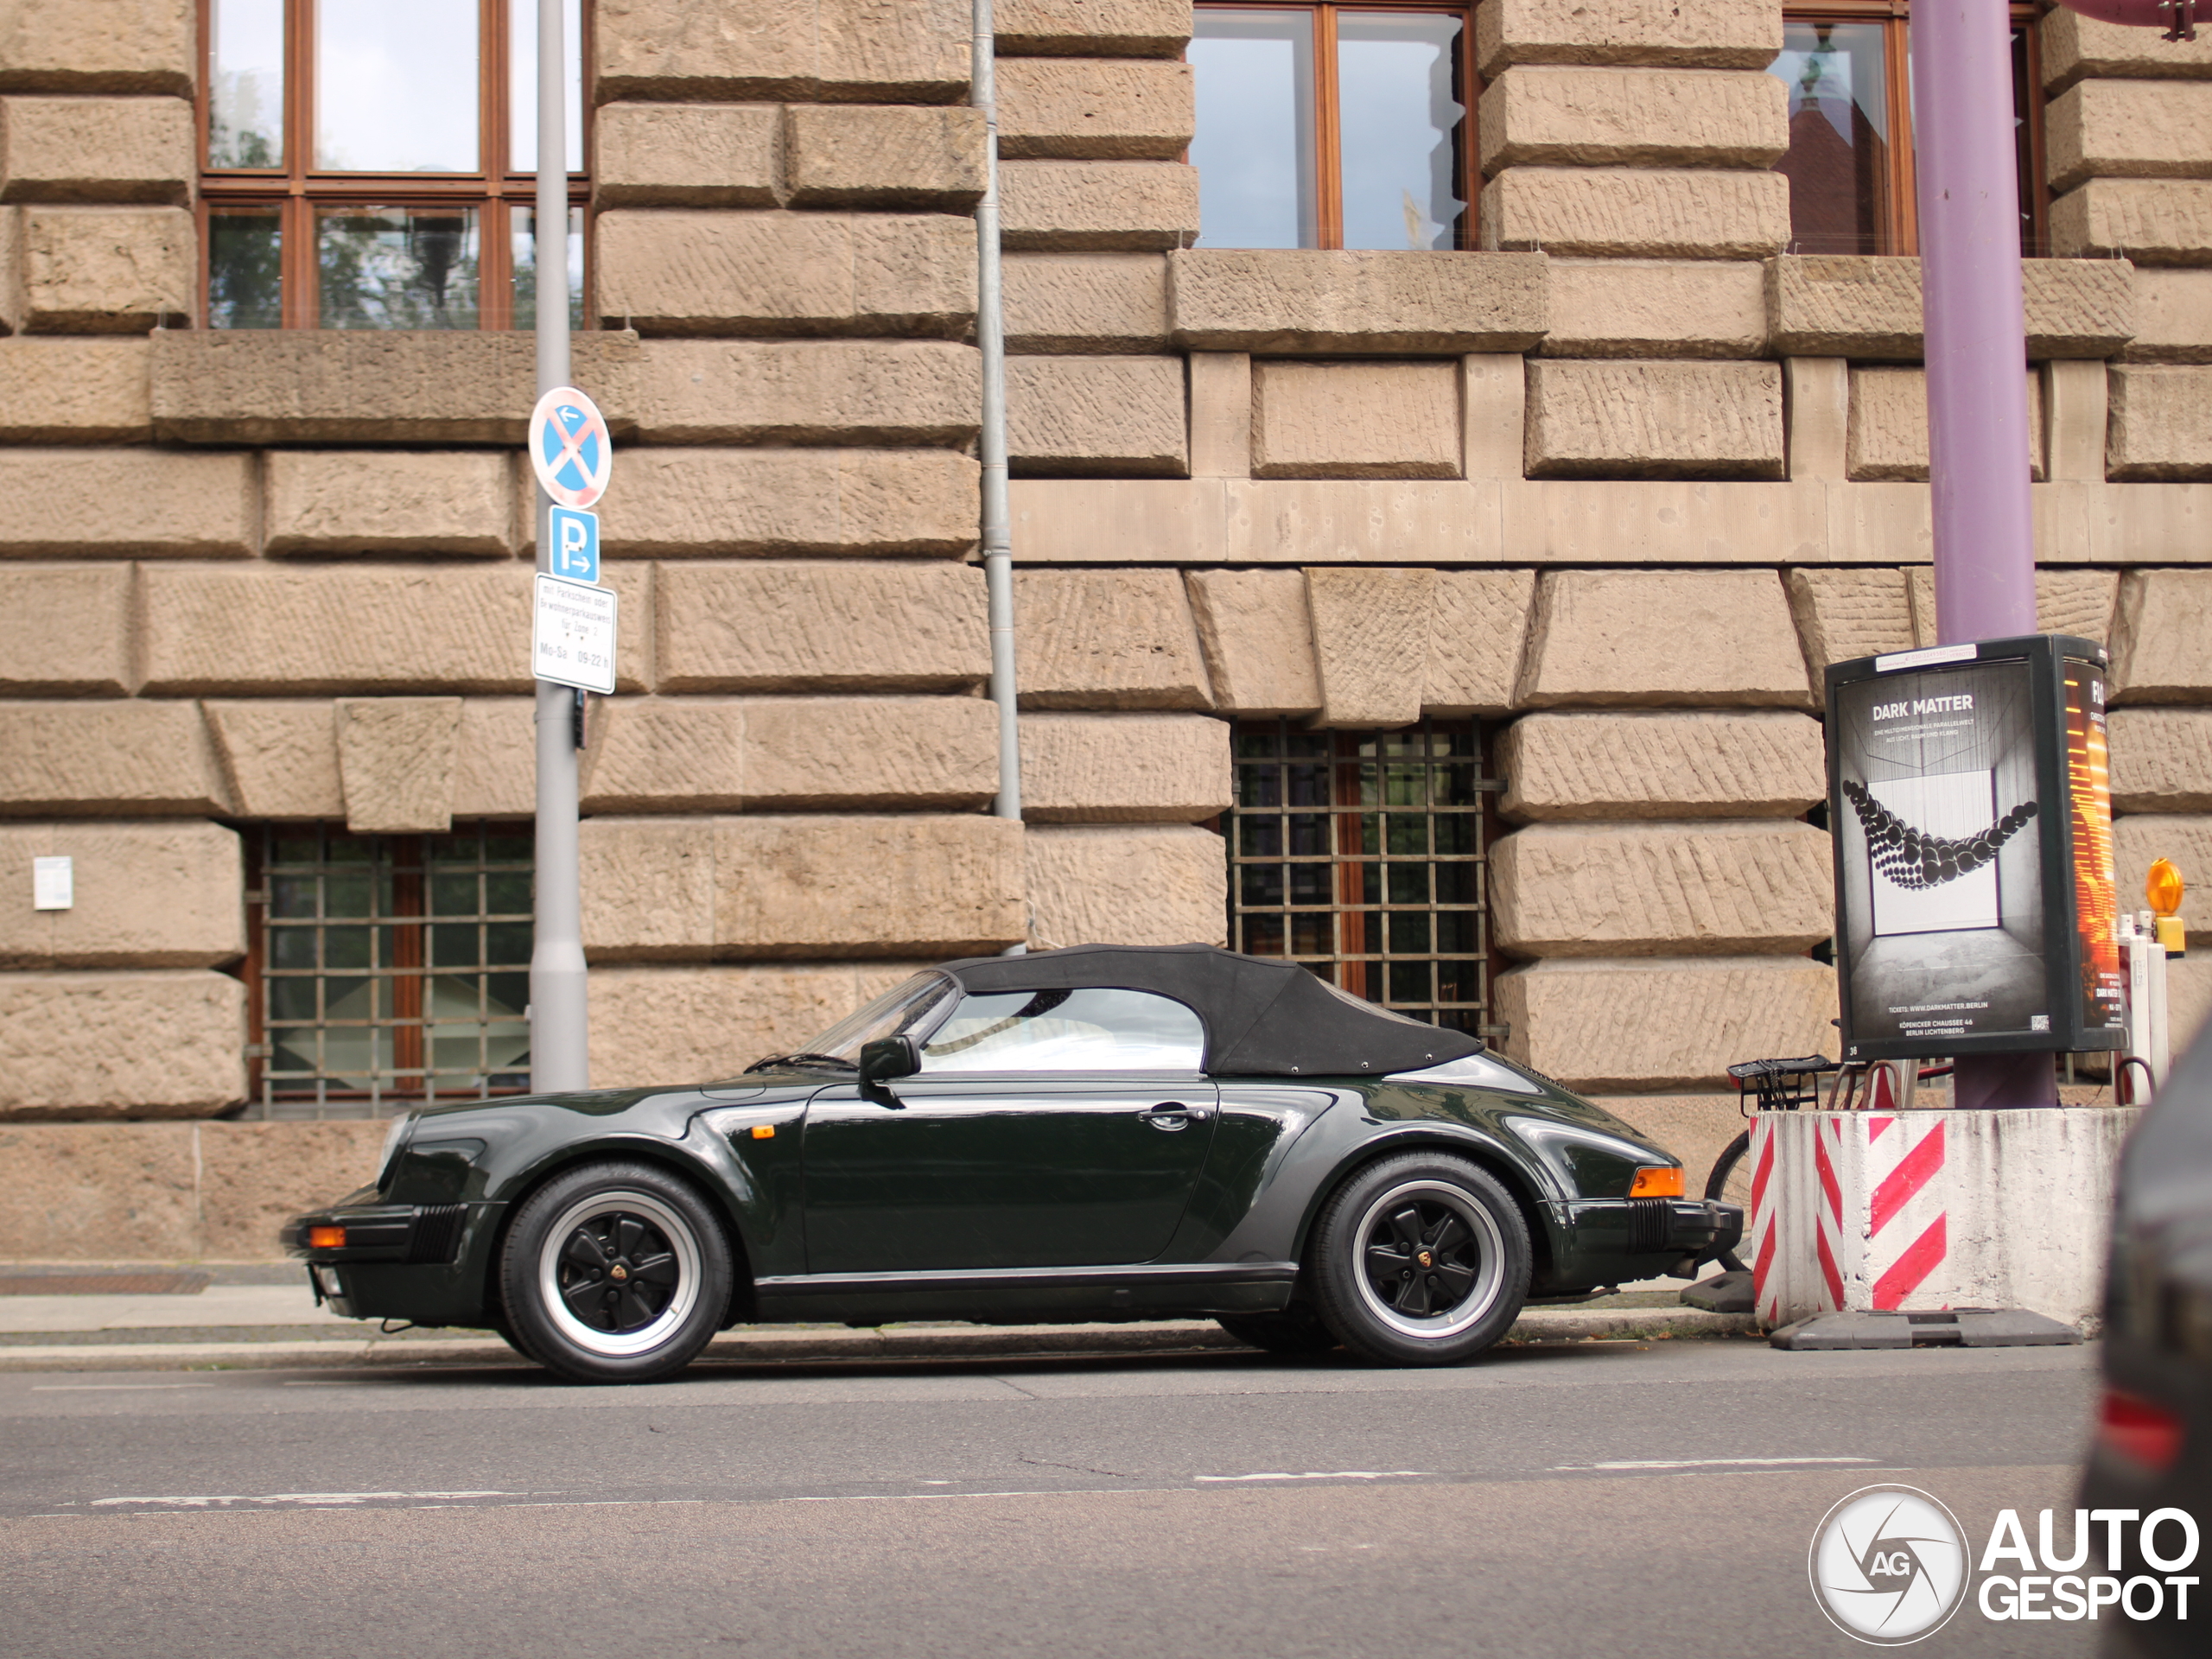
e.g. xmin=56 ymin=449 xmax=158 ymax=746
xmin=1912 ymin=0 xmax=2057 ymax=1109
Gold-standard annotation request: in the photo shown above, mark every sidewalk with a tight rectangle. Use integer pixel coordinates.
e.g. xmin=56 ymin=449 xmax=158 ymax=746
xmin=0 ymin=1267 xmax=1758 ymax=1372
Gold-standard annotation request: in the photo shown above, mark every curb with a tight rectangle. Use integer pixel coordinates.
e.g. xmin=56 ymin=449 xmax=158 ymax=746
xmin=0 ymin=1306 xmax=1759 ymax=1374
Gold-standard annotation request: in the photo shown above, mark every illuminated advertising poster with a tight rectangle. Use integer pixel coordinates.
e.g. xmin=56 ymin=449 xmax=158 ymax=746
xmin=1827 ymin=636 xmax=2126 ymax=1063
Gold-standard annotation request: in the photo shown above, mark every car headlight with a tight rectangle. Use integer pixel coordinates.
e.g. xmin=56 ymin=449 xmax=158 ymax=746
xmin=378 ymin=1113 xmax=416 ymax=1189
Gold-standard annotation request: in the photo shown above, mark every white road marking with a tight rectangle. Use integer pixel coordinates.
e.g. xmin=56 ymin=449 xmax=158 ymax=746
xmin=1555 ymin=1457 xmax=1877 ymax=1471
xmin=89 ymin=1491 xmax=520 ymax=1509
xmin=1194 ymin=1471 xmax=1426 ymax=1483
xmin=30 ymin=1384 xmax=216 ymax=1393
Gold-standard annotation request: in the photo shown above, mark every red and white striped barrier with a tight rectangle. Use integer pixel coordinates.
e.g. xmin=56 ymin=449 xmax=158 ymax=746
xmin=1751 ymin=1108 xmax=2135 ymax=1329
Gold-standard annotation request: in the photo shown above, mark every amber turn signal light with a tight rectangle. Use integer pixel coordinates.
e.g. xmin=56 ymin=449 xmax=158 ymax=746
xmin=750 ymin=1124 xmax=775 ymax=1140
xmin=307 ymin=1225 xmax=346 ymax=1249
xmin=1629 ymin=1166 xmax=1684 ymax=1198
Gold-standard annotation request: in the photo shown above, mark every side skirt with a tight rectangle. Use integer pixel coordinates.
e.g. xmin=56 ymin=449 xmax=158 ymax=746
xmin=753 ymin=1261 xmax=1300 ymax=1326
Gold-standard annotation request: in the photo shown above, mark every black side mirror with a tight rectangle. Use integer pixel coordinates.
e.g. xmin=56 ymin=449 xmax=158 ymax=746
xmin=858 ymin=1035 xmax=920 ymax=1106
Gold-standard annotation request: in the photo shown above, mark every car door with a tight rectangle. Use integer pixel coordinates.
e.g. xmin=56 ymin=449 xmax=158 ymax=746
xmin=800 ymin=987 xmax=1219 ymax=1274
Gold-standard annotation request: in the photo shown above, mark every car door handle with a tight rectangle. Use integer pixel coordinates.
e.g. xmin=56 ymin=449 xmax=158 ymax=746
xmin=1141 ymin=1102 xmax=1211 ymax=1130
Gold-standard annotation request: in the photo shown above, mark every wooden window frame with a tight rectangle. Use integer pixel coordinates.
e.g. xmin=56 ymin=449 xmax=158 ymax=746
xmin=196 ymin=0 xmax=593 ymax=329
xmin=1192 ymin=1 xmax=1481 ymax=251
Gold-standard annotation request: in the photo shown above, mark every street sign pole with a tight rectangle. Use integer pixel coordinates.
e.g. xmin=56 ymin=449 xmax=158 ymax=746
xmin=531 ymin=0 xmax=588 ymax=1093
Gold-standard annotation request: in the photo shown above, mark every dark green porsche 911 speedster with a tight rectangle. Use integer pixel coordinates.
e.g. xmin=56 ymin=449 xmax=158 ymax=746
xmin=285 ymin=944 xmax=1739 ymax=1382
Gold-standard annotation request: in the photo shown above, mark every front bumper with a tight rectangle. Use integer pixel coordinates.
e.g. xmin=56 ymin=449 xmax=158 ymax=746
xmin=283 ymin=1198 xmax=496 ymax=1324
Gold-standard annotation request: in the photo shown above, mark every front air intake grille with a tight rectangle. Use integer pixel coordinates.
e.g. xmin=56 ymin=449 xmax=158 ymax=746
xmin=408 ymin=1205 xmax=468 ymax=1265
xmin=1626 ymin=1198 xmax=1673 ymax=1255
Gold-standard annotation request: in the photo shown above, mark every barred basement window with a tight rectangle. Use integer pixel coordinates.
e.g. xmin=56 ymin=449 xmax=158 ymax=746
xmin=1224 ymin=720 xmax=1496 ymax=1034
xmin=241 ymin=824 xmax=533 ymax=1120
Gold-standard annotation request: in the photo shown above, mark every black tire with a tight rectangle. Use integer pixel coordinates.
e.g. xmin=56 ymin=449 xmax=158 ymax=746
xmin=499 ymin=1160 xmax=734 ymax=1384
xmin=1706 ymin=1130 xmax=1753 ymax=1274
xmin=1217 ymin=1306 xmax=1339 ymax=1357
xmin=1306 ymin=1152 xmax=1530 ymax=1367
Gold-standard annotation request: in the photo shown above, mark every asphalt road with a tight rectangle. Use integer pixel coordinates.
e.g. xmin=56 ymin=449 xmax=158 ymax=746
xmin=0 ymin=1340 xmax=2107 ymax=1658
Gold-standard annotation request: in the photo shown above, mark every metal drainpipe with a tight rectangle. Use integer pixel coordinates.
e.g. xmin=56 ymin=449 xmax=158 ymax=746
xmin=974 ymin=0 xmax=1027 ymax=954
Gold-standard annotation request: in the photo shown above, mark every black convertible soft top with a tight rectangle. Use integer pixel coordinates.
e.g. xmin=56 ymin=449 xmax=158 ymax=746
xmin=937 ymin=943 xmax=1483 ymax=1078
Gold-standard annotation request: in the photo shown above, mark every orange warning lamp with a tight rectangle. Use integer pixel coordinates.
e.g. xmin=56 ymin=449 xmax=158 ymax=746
xmin=2147 ymin=858 xmax=2187 ymax=957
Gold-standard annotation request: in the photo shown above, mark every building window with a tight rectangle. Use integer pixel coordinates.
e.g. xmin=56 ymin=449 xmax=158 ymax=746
xmin=1190 ymin=3 xmax=1473 ymax=251
xmin=1224 ymin=720 xmax=1493 ymax=1033
xmin=242 ymin=824 xmax=533 ymax=1120
xmin=200 ymin=0 xmax=588 ymax=329
xmin=1774 ymin=4 xmax=2046 ymax=256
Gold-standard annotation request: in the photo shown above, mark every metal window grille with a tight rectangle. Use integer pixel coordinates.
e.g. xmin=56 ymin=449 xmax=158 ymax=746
xmin=242 ymin=823 xmax=533 ymax=1120
xmin=1225 ymin=719 xmax=1499 ymax=1035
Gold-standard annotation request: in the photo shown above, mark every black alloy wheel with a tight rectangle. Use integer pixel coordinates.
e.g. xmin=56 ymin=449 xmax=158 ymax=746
xmin=1306 ymin=1151 xmax=1529 ymax=1366
xmin=499 ymin=1160 xmax=734 ymax=1383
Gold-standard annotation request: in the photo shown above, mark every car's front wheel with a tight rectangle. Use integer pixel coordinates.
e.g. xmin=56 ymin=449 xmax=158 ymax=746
xmin=499 ymin=1160 xmax=733 ymax=1384
xmin=1306 ymin=1152 xmax=1529 ymax=1366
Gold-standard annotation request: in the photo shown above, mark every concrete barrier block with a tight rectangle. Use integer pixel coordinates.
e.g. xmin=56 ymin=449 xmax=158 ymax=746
xmin=785 ymin=104 xmax=987 ymax=209
xmin=1476 ymin=0 xmax=1780 ymax=74
xmin=2047 ymin=79 xmax=2212 ymax=195
xmin=589 ymin=963 xmax=932 ymax=1087
xmin=998 ymin=56 xmax=1192 ymax=159
xmin=0 ymin=700 xmax=229 ymax=815
xmin=1526 ymin=359 xmax=1783 ymax=480
xmin=1493 ymin=819 xmax=1834 ymax=957
xmin=656 ymin=561 xmax=988 ymax=694
xmin=593 ymin=104 xmax=778 ymax=208
xmin=1482 ymin=167 xmax=1790 ymax=258
xmin=1168 ymin=247 xmax=1548 ymax=353
xmin=594 ymin=0 xmax=972 ymax=101
xmin=996 ymin=0 xmax=1191 ymax=57
xmin=1479 ymin=66 xmax=1784 ymax=172
xmin=16 ymin=204 xmax=190 ymax=330
xmin=1786 ymin=568 xmax=1916 ymax=671
xmin=1184 ymin=569 xmax=1320 ymax=716
xmin=264 ymin=450 xmax=517 ymax=556
xmin=631 ymin=339 xmax=980 ymax=446
xmin=0 ymin=565 xmax=130 ymax=695
xmin=1252 ymin=360 xmax=1459 ymax=480
xmin=1426 ymin=569 xmax=1538 ymax=717
xmin=0 ymin=94 xmax=191 ymax=203
xmin=2051 ymin=178 xmax=2212 ymax=266
xmin=1020 ymin=712 xmax=1229 ymax=823
xmin=1519 ymin=569 xmax=1815 ymax=709
xmin=0 ymin=820 xmax=242 ymax=969
xmin=1004 ymin=252 xmax=1169 ymax=352
xmin=2108 ymin=708 xmax=2212 ymax=813
xmin=999 ymin=159 xmax=1200 ymax=251
xmin=1500 ymin=710 xmax=1827 ymax=821
xmin=0 ymin=448 xmax=252 ymax=556
xmin=1543 ymin=258 xmax=1766 ymax=359
xmin=1008 ymin=354 xmax=1187 ymax=475
xmin=597 ymin=447 xmax=978 ymax=556
xmin=1014 ymin=568 xmax=1213 ymax=709
xmin=0 ymin=969 xmax=245 ymax=1118
xmin=2113 ymin=569 xmax=2212 ymax=702
xmin=1025 ymin=823 xmax=1228 ymax=950
xmin=1496 ymin=954 xmax=1837 ymax=1090
xmin=334 ymin=698 xmax=462 ymax=835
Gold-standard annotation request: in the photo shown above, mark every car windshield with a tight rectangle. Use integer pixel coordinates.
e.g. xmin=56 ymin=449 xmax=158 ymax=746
xmin=796 ymin=972 xmax=960 ymax=1065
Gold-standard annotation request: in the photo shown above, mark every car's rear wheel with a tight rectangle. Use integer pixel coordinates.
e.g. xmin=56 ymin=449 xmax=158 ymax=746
xmin=500 ymin=1160 xmax=733 ymax=1384
xmin=1217 ymin=1306 xmax=1339 ymax=1357
xmin=1307 ymin=1152 xmax=1529 ymax=1366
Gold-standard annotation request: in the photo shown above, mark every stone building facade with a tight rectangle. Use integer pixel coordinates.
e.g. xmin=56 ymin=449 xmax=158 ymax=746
xmin=3 ymin=0 xmax=2212 ymax=1255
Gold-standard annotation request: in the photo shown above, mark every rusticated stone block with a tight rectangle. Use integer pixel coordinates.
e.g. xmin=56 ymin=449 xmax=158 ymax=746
xmin=595 ymin=211 xmax=976 ymax=338
xmin=335 ymin=698 xmax=462 ymax=835
xmin=1496 ymin=955 xmax=1837 ymax=1091
xmin=2044 ymin=11 xmax=2212 ymax=94
xmin=0 ymin=565 xmax=129 ymax=694
xmin=1477 ymin=0 xmax=1780 ymax=74
xmin=581 ymin=814 xmax=1026 ymax=960
xmin=1252 ymin=360 xmax=1459 ymax=480
xmin=2126 ymin=267 xmax=2212 ymax=362
xmin=1185 ymin=569 xmax=1320 ymax=716
xmin=195 ymin=1121 xmax=390 ymax=1259
xmin=0 ymin=448 xmax=251 ymax=556
xmin=0 ymin=701 xmax=228 ymax=815
xmin=1478 ymin=67 xmax=1784 ymax=172
xmin=13 ymin=205 xmax=189 ymax=331
xmin=0 ymin=0 xmax=194 ymax=96
xmin=1020 ymin=713 xmax=1229 ymax=823
xmin=264 ymin=451 xmax=517 ymax=556
xmin=0 ymin=95 xmax=191 ymax=202
xmin=1007 ymin=354 xmax=1187 ymax=475
xmin=1903 ymin=569 xmax=2121 ymax=650
xmin=632 ymin=340 xmax=979 ymax=446
xmin=999 ymin=160 xmax=1200 ymax=251
xmin=747 ymin=696 xmax=998 ymax=809
xmin=1015 ymin=568 xmax=1213 ymax=710
xmin=1025 ymin=823 xmax=1228 ymax=950
xmin=1848 ymin=366 xmax=2045 ymax=481
xmin=0 ymin=1122 xmax=197 ymax=1253
xmin=589 ymin=963 xmax=931 ymax=1086
xmin=1481 ymin=168 xmax=1790 ymax=259
xmin=1492 ymin=820 xmax=1834 ymax=957
xmin=998 ymin=57 xmax=1192 ymax=160
xmin=594 ymin=0 xmax=972 ymax=102
xmin=2109 ymin=365 xmax=2212 ymax=478
xmin=139 ymin=567 xmax=534 ymax=696
xmin=1786 ymin=569 xmax=1915 ymax=671
xmin=657 ymin=562 xmax=988 ymax=694
xmin=1519 ymin=569 xmax=1815 ymax=709
xmin=0 ymin=969 xmax=246 ymax=1117
xmin=1306 ymin=567 xmax=1431 ymax=728
xmin=582 ymin=698 xmax=747 ymax=814
xmin=1526 ymin=360 xmax=1783 ymax=480
xmin=1499 ymin=711 xmax=1827 ymax=822
xmin=1769 ymin=256 xmax=2138 ymax=358
xmin=1167 ymin=248 xmax=1548 ymax=353
xmin=1187 ymin=351 xmax=1250 ymax=477
xmin=1426 ymin=569 xmax=1539 ymax=718
xmin=593 ymin=104 xmax=778 ymax=207
xmin=997 ymin=0 xmax=1191 ymax=57
xmin=0 ymin=338 xmax=149 ymax=439
xmin=0 ymin=820 xmax=241 ymax=969
xmin=2113 ymin=569 xmax=2212 ymax=702
xmin=2052 ymin=178 xmax=2212 ymax=265
xmin=1004 ymin=253 xmax=1169 ymax=352
xmin=149 ymin=329 xmax=643 ymax=444
xmin=1543 ymin=258 xmax=1766 ymax=359
xmin=451 ymin=698 xmax=537 ymax=820
xmin=203 ymin=702 xmax=344 ymax=821
xmin=785 ymin=104 xmax=987 ymax=208
xmin=2115 ymin=815 xmax=2212 ymax=944
xmin=2108 ymin=709 xmax=2212 ymax=813
xmin=2047 ymin=79 xmax=2212 ymax=195
xmin=598 ymin=448 xmax=978 ymax=557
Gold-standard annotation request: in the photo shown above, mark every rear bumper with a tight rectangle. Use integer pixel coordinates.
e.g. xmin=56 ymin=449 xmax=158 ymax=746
xmin=1541 ymin=1198 xmax=1744 ymax=1293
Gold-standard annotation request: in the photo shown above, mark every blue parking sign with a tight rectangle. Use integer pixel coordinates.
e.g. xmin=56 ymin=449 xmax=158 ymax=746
xmin=550 ymin=507 xmax=600 ymax=585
